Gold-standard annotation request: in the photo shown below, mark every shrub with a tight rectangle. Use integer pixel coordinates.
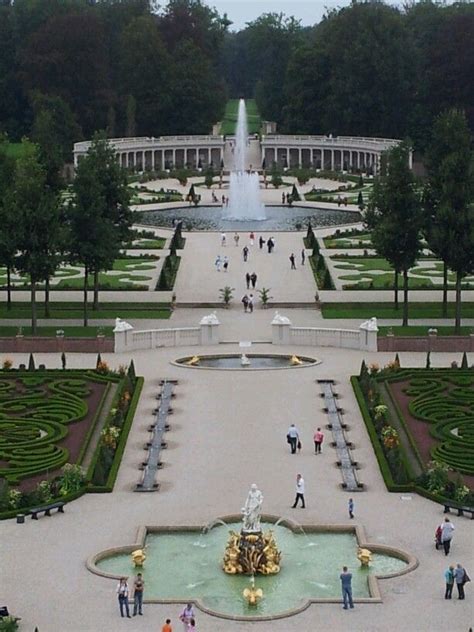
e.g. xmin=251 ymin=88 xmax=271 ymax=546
xmin=2 ymin=358 xmax=12 ymax=370
xmin=59 ymin=464 xmax=85 ymax=496
xmin=96 ymin=360 xmax=109 ymax=375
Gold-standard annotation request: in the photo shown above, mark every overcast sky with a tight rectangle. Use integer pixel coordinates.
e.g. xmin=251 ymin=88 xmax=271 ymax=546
xmin=204 ymin=0 xmax=354 ymax=30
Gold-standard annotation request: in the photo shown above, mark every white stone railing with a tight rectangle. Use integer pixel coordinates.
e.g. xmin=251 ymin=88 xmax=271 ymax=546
xmin=271 ymin=314 xmax=378 ymax=352
xmin=74 ymin=135 xmax=224 ymax=155
xmin=113 ymin=315 xmax=220 ymax=352
xmin=262 ymin=135 xmax=400 ymax=150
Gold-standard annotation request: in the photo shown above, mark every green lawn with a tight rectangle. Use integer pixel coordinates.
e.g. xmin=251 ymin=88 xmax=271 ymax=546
xmin=0 ymin=302 xmax=171 ymax=320
xmin=221 ymin=99 xmax=261 ymax=135
xmin=331 ymin=257 xmax=474 ymax=290
xmin=324 ymin=233 xmax=372 ymax=249
xmin=322 ymin=302 xmax=474 ymax=320
xmin=128 ymin=238 xmax=166 ymax=250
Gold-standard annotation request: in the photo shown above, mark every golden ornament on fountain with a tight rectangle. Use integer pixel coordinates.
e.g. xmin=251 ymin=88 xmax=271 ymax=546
xmin=186 ymin=355 xmax=200 ymax=366
xmin=243 ymin=578 xmax=263 ymax=606
xmin=290 ymin=355 xmax=303 ymax=366
xmin=357 ymin=547 xmax=372 ymax=567
xmin=131 ymin=549 xmax=146 ymax=567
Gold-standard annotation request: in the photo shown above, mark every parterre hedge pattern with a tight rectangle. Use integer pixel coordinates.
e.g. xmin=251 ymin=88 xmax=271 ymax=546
xmin=398 ymin=372 xmax=474 ymax=475
xmin=0 ymin=372 xmax=113 ymax=484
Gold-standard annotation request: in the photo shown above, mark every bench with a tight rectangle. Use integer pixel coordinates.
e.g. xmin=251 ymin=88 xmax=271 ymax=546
xmin=443 ymin=502 xmax=474 ymax=519
xmin=30 ymin=501 xmax=65 ymax=520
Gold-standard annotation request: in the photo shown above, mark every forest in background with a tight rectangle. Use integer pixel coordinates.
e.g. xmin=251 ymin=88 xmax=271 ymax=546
xmin=0 ymin=0 xmax=472 ymax=157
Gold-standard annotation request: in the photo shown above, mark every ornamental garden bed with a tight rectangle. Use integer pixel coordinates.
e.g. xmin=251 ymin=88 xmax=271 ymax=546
xmin=352 ymin=364 xmax=474 ymax=506
xmin=0 ymin=362 xmax=142 ymax=519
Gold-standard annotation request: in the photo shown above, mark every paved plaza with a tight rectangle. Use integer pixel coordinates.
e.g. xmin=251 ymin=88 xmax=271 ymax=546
xmin=1 ymin=208 xmax=473 ymax=632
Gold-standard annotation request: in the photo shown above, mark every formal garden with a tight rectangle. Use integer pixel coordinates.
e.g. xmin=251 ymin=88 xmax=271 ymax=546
xmin=352 ymin=361 xmax=474 ymax=506
xmin=0 ymin=360 xmax=142 ymax=520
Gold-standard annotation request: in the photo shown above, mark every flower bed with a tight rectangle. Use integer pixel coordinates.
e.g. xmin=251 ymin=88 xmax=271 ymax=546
xmin=0 ymin=362 xmax=142 ymax=519
xmin=352 ymin=363 xmax=474 ymax=506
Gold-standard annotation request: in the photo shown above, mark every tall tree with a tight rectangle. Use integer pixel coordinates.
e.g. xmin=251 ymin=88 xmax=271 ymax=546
xmin=68 ymin=136 xmax=133 ymax=323
xmin=0 ymin=139 xmax=18 ymax=309
xmin=424 ymin=109 xmax=474 ymax=330
xmin=366 ymin=142 xmax=423 ymax=325
xmin=8 ymin=140 xmax=60 ymax=333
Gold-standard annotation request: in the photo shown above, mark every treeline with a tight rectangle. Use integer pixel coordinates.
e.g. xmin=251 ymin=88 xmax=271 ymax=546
xmin=0 ymin=1 xmax=472 ymax=155
xmin=223 ymin=3 xmax=474 ymax=150
xmin=0 ymin=0 xmax=228 ymax=154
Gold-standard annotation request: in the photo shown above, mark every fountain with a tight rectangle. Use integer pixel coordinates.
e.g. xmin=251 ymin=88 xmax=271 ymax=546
xmin=222 ymin=99 xmax=266 ymax=221
xmin=223 ymin=484 xmax=281 ymax=576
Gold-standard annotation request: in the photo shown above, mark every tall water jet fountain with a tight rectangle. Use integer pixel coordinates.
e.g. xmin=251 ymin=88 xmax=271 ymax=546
xmin=223 ymin=99 xmax=266 ymax=221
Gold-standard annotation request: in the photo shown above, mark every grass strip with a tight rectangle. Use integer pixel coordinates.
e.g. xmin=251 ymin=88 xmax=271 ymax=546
xmin=322 ymin=302 xmax=474 ymax=320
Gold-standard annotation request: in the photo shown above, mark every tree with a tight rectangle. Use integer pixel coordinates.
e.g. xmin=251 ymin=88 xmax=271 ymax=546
xmin=424 ymin=110 xmax=474 ymax=331
xmin=366 ymin=142 xmax=423 ymax=325
xmin=0 ymin=139 xmax=17 ymax=309
xmin=68 ymin=136 xmax=133 ymax=323
xmin=8 ymin=140 xmax=60 ymax=333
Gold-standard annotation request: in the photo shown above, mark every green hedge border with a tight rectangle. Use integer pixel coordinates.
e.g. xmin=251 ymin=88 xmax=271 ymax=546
xmin=351 ymin=375 xmax=472 ymax=506
xmin=87 ymin=377 xmax=143 ymax=492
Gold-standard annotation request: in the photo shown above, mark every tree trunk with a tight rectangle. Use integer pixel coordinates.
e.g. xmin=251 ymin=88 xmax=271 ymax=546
xmin=93 ymin=269 xmax=99 ymax=311
xmin=402 ymin=269 xmax=409 ymax=326
xmin=83 ymin=266 xmax=89 ymax=327
xmin=44 ymin=277 xmax=50 ymax=318
xmin=393 ymin=270 xmax=399 ymax=310
xmin=31 ymin=280 xmax=37 ymax=335
xmin=442 ymin=261 xmax=448 ymax=318
xmin=6 ymin=266 xmax=11 ymax=310
xmin=455 ymin=271 xmax=462 ymax=333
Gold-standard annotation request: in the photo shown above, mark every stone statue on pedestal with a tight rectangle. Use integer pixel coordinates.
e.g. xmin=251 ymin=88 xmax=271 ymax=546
xmin=242 ymin=484 xmax=263 ymax=532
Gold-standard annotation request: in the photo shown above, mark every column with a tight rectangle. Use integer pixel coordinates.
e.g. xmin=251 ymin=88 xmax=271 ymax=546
xmin=161 ymin=151 xmax=165 ymax=171
xmin=208 ymin=148 xmax=211 ymax=166
xmin=172 ymin=149 xmax=176 ymax=168
xmin=298 ymin=148 xmax=302 ymax=167
xmin=331 ymin=150 xmax=334 ymax=171
xmin=184 ymin=149 xmax=188 ymax=167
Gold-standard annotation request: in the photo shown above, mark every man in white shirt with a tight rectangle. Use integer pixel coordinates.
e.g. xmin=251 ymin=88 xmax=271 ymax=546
xmin=441 ymin=517 xmax=455 ymax=555
xmin=292 ymin=473 xmax=305 ymax=508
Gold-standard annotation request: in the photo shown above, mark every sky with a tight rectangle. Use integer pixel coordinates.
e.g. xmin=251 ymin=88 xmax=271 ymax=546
xmin=204 ymin=0 xmax=354 ymax=30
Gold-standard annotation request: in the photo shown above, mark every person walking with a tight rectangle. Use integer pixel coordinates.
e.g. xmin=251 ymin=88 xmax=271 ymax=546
xmin=242 ymin=294 xmax=249 ymax=313
xmin=289 ymin=253 xmax=296 ymax=269
xmin=348 ymin=498 xmax=354 ymax=519
xmin=215 ymin=255 xmax=221 ymax=272
xmin=116 ymin=577 xmax=131 ymax=618
xmin=286 ymin=423 xmax=300 ymax=454
xmin=179 ymin=604 xmax=195 ymax=631
xmin=267 ymin=238 xmax=273 ymax=254
xmin=221 ymin=232 xmax=226 ymax=247
xmin=132 ymin=573 xmax=144 ymax=616
xmin=441 ymin=516 xmax=455 ymax=555
xmin=249 ymin=231 xmax=255 ymax=246
xmin=454 ymin=563 xmax=470 ymax=599
xmin=314 ymin=427 xmax=324 ymax=454
xmin=223 ymin=256 xmax=229 ymax=272
xmin=187 ymin=619 xmax=197 ymax=631
xmin=248 ymin=294 xmax=254 ymax=313
xmin=234 ymin=232 xmax=239 ymax=247
xmin=243 ymin=246 xmax=249 ymax=262
xmin=246 ymin=272 xmax=251 ymax=289
xmin=340 ymin=566 xmax=354 ymax=609
xmin=301 ymin=249 xmax=306 ymax=266
xmin=162 ymin=618 xmax=173 ymax=632
xmin=250 ymin=272 xmax=257 ymax=289
xmin=259 ymin=236 xmax=265 ymax=250
xmin=445 ymin=565 xmax=455 ymax=599
xmin=292 ymin=473 xmax=305 ymax=508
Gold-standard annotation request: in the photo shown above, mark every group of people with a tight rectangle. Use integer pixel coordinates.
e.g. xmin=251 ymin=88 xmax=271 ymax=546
xmin=117 ymin=578 xmax=197 ymax=630
xmin=214 ymin=255 xmax=229 ymax=272
xmin=435 ymin=516 xmax=470 ymax=599
xmin=286 ymin=423 xmax=324 ymax=455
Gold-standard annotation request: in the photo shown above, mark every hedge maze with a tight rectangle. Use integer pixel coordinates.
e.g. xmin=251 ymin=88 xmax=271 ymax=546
xmin=399 ymin=372 xmax=474 ymax=476
xmin=0 ymin=373 xmax=107 ymax=485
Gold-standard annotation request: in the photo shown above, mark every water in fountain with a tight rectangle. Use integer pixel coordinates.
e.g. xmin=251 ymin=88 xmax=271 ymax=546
xmin=223 ymin=99 xmax=266 ymax=221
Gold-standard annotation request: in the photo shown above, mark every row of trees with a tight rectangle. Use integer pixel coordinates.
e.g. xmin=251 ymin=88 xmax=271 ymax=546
xmin=0 ymin=0 xmax=227 ymax=151
xmin=0 ymin=136 xmax=133 ymax=332
xmin=224 ymin=2 xmax=473 ymax=150
xmin=366 ymin=109 xmax=473 ymax=330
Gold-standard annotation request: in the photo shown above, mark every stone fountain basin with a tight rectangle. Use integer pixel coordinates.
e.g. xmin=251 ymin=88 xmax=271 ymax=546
xmin=174 ymin=353 xmax=320 ymax=370
xmin=87 ymin=516 xmax=417 ymax=621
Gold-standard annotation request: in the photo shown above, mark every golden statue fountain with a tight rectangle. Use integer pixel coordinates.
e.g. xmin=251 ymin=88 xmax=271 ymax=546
xmin=357 ymin=547 xmax=373 ymax=567
xmin=223 ymin=484 xmax=281 ymax=577
xmin=131 ymin=548 xmax=146 ymax=567
xmin=243 ymin=576 xmax=263 ymax=605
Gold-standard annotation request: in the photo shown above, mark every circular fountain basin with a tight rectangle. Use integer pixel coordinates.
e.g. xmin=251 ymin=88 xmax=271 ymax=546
xmin=90 ymin=519 xmax=415 ymax=620
xmin=174 ymin=353 xmax=319 ymax=370
xmin=138 ymin=205 xmax=360 ymax=231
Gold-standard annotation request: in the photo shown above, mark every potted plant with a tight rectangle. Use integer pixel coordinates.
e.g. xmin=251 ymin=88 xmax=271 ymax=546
xmin=219 ymin=286 xmax=235 ymax=308
xmin=258 ymin=287 xmax=273 ymax=309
